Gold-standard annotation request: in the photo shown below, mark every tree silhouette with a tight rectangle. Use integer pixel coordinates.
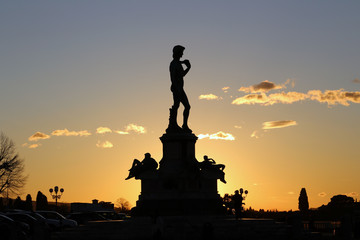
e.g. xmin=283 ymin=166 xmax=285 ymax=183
xmin=0 ymin=132 xmax=27 ymax=196
xmin=36 ymin=191 xmax=48 ymax=210
xmin=298 ymin=188 xmax=309 ymax=213
xmin=329 ymin=195 xmax=354 ymax=206
xmin=115 ymin=197 xmax=131 ymax=213
xmin=25 ymin=194 xmax=33 ymax=211
xmin=14 ymin=196 xmax=23 ymax=209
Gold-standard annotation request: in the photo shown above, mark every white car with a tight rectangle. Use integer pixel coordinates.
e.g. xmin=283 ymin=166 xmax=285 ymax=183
xmin=36 ymin=210 xmax=77 ymax=229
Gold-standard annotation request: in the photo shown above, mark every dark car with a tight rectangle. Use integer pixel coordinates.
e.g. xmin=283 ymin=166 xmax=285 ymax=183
xmin=5 ymin=212 xmax=51 ymax=240
xmin=66 ymin=212 xmax=106 ymax=225
xmin=94 ymin=210 xmax=124 ymax=220
xmin=0 ymin=213 xmax=28 ymax=240
xmin=36 ymin=210 xmax=77 ymax=230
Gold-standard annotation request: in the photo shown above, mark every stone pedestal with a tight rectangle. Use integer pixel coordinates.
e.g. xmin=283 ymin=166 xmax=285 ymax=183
xmin=132 ymin=131 xmax=225 ymax=216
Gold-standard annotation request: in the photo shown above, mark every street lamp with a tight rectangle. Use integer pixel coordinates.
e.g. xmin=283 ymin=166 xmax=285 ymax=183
xmin=49 ymin=186 xmax=64 ymax=206
xmin=240 ymin=188 xmax=249 ymax=211
xmin=240 ymin=188 xmax=249 ymax=200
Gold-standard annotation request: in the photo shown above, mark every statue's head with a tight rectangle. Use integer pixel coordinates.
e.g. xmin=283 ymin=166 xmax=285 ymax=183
xmin=145 ymin=153 xmax=151 ymax=158
xmin=173 ymin=45 xmax=185 ymax=59
xmin=235 ymin=190 xmax=239 ymax=195
xmin=203 ymin=155 xmax=208 ymax=160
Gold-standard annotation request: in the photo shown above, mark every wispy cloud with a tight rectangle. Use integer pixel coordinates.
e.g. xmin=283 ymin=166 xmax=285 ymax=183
xmin=232 ymin=92 xmax=307 ymax=106
xmin=347 ymin=192 xmax=359 ymax=198
xmin=222 ymin=86 xmax=230 ymax=93
xmin=125 ymin=124 xmax=146 ymax=134
xmin=198 ymin=131 xmax=235 ymax=141
xmin=308 ymin=89 xmax=360 ymax=106
xmin=28 ymin=132 xmax=50 ymax=141
xmin=238 ymin=79 xmax=294 ymax=93
xmin=251 ymin=131 xmax=259 ymax=139
xmin=234 ymin=125 xmax=242 ymax=129
xmin=96 ymin=127 xmax=112 ymax=134
xmin=115 ymin=131 xmax=130 ymax=135
xmin=22 ymin=143 xmax=41 ymax=149
xmin=318 ymin=192 xmax=327 ymax=197
xmin=262 ymin=120 xmax=297 ymax=129
xmin=199 ymin=94 xmax=221 ymax=100
xmin=232 ymin=89 xmax=360 ymax=106
xmin=353 ymin=78 xmax=360 ymax=83
xmin=29 ymin=143 xmax=41 ymax=149
xmin=52 ymin=128 xmax=91 ymax=137
xmin=96 ymin=140 xmax=113 ymax=148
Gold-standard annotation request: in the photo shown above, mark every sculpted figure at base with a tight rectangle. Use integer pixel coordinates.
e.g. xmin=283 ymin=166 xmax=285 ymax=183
xmin=125 ymin=153 xmax=158 ymax=180
xmin=199 ymin=155 xmax=226 ymax=184
xmin=167 ymin=45 xmax=192 ymax=133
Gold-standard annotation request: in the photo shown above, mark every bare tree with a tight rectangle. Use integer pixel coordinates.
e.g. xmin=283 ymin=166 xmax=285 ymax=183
xmin=0 ymin=132 xmax=27 ymax=196
xmin=115 ymin=197 xmax=131 ymax=213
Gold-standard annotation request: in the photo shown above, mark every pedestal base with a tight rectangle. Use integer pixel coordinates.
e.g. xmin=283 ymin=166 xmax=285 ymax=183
xmin=132 ymin=132 xmax=225 ymax=216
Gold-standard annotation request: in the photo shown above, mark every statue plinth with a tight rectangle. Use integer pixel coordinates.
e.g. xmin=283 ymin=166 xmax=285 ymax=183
xmin=132 ymin=131 xmax=225 ymax=216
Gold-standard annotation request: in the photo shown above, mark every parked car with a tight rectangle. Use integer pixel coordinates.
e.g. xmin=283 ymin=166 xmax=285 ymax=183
xmin=66 ymin=212 xmax=106 ymax=225
xmin=0 ymin=213 xmax=28 ymax=240
xmin=94 ymin=210 xmax=125 ymax=220
xmin=117 ymin=213 xmax=128 ymax=220
xmin=5 ymin=212 xmax=51 ymax=240
xmin=36 ymin=210 xmax=77 ymax=229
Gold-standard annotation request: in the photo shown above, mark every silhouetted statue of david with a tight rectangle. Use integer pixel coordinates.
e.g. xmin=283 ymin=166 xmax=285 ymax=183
xmin=167 ymin=45 xmax=192 ymax=133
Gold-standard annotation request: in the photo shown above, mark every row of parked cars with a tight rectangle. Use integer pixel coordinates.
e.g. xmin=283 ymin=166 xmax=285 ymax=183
xmin=0 ymin=209 xmax=128 ymax=240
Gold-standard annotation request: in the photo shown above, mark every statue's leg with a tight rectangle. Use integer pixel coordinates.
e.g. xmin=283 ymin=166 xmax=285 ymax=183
xmin=181 ymin=92 xmax=191 ymax=132
xmin=125 ymin=159 xmax=141 ymax=180
xmin=220 ymin=171 xmax=227 ymax=184
xmin=166 ymin=93 xmax=182 ymax=132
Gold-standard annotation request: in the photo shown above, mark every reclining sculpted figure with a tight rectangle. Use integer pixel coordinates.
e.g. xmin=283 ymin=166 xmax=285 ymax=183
xmin=125 ymin=153 xmax=158 ymax=180
xmin=199 ymin=155 xmax=226 ymax=184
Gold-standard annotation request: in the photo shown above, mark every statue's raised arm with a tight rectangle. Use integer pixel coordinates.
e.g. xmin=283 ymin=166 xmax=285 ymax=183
xmin=167 ymin=45 xmax=192 ymax=133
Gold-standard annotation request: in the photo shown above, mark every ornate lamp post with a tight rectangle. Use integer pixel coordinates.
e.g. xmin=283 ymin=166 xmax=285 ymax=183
xmin=240 ymin=188 xmax=249 ymax=200
xmin=49 ymin=186 xmax=64 ymax=206
xmin=240 ymin=188 xmax=249 ymax=211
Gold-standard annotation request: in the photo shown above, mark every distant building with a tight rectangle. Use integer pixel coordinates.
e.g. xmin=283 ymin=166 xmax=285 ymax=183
xmin=70 ymin=199 xmax=114 ymax=213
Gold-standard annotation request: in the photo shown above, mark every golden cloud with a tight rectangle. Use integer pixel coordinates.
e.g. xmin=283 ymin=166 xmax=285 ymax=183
xmin=22 ymin=143 xmax=41 ymax=149
xmin=197 ymin=134 xmax=210 ymax=139
xmin=198 ymin=131 xmax=235 ymax=141
xmin=353 ymin=78 xmax=360 ymax=83
xmin=126 ymin=124 xmax=146 ymax=134
xmin=231 ymin=93 xmax=269 ymax=105
xmin=251 ymin=131 xmax=259 ymax=139
xmin=96 ymin=140 xmax=113 ymax=148
xmin=267 ymin=92 xmax=308 ymax=104
xmin=29 ymin=143 xmax=41 ymax=149
xmin=318 ymin=192 xmax=327 ymax=197
xmin=28 ymin=132 xmax=50 ymax=141
xmin=198 ymin=94 xmax=221 ymax=100
xmin=308 ymin=89 xmax=360 ymax=106
xmin=232 ymin=89 xmax=360 ymax=106
xmin=222 ymin=86 xmax=230 ymax=93
xmin=347 ymin=192 xmax=359 ymax=198
xmin=262 ymin=120 xmax=297 ymax=130
xmin=52 ymin=128 xmax=91 ymax=137
xmin=238 ymin=79 xmax=293 ymax=93
xmin=96 ymin=127 xmax=112 ymax=134
xmin=115 ymin=131 xmax=130 ymax=135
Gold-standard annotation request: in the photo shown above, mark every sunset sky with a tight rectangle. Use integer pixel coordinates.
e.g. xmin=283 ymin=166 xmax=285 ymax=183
xmin=1 ymin=1 xmax=359 ymax=211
